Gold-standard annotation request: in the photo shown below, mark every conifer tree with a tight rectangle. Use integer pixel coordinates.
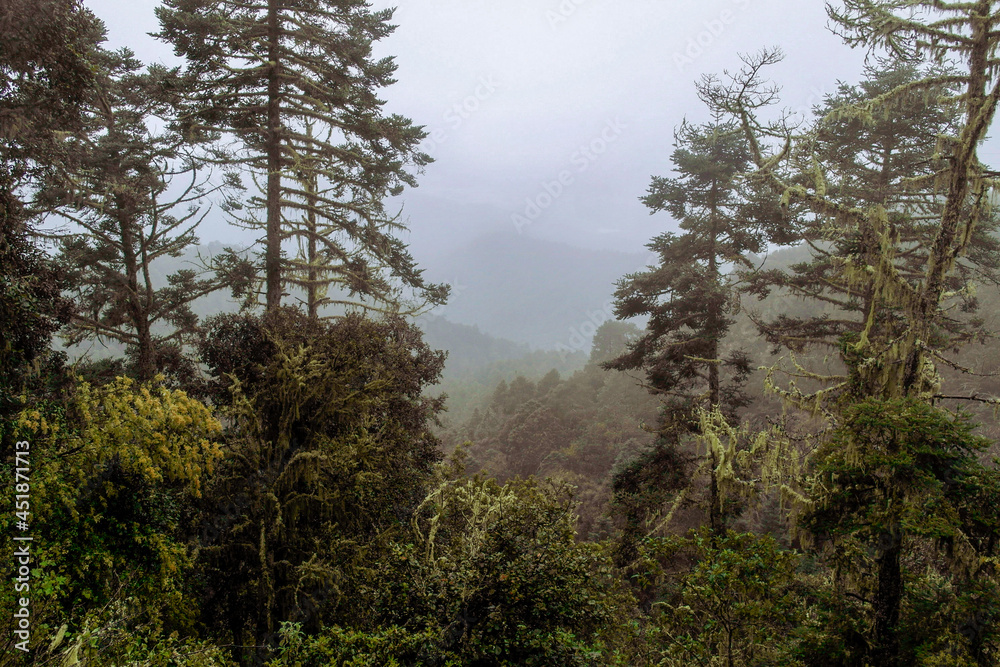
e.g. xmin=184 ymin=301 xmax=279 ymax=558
xmin=606 ymin=120 xmax=784 ymax=535
xmin=35 ymin=47 xmax=250 ymax=382
xmin=608 ymin=120 xmax=785 ymax=416
xmin=742 ymin=62 xmax=1000 ymax=361
xmin=800 ymin=398 xmax=1000 ymax=666
xmin=697 ymin=4 xmax=1000 ymax=661
xmin=704 ymin=15 xmax=1000 ymax=403
xmin=0 ymin=0 xmax=101 ymax=182
xmin=155 ymin=0 xmax=447 ymax=316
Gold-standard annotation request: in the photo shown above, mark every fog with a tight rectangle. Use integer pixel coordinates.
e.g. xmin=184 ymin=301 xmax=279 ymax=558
xmin=84 ymin=0 xmax=871 ymax=258
xmin=77 ymin=1 xmax=942 ymax=349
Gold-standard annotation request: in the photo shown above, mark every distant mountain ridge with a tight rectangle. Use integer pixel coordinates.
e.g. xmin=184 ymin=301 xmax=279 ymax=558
xmin=178 ymin=233 xmax=649 ymax=354
xmin=421 ymin=232 xmax=650 ymax=350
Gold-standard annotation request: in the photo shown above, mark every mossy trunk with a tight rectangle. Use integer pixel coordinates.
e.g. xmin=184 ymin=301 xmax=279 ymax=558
xmin=872 ymin=533 xmax=902 ymax=666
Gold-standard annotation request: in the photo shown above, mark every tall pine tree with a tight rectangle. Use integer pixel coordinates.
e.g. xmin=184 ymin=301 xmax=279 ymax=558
xmin=155 ymin=0 xmax=447 ymax=316
xmin=34 ymin=47 xmax=250 ymax=382
xmin=698 ymin=3 xmax=1000 ymax=660
xmin=742 ymin=62 xmax=1000 ymax=367
xmin=607 ymin=120 xmax=785 ymax=538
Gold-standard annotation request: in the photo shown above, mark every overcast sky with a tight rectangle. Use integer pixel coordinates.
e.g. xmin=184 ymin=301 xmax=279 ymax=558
xmin=83 ymin=0 xmax=877 ymax=260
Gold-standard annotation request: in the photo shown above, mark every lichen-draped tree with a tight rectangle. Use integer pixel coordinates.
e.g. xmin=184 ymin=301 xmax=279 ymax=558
xmin=698 ymin=3 xmax=1000 ymax=661
xmin=155 ymin=0 xmax=448 ymax=316
xmin=194 ymin=309 xmax=446 ymax=665
xmin=741 ymin=62 xmax=1000 ymax=368
xmin=706 ymin=14 xmax=1000 ymax=405
xmin=799 ymin=397 xmax=1000 ymax=666
xmin=605 ymin=120 xmax=786 ymax=542
xmin=827 ymin=5 xmax=1000 ymax=403
xmin=33 ymin=47 xmax=252 ymax=383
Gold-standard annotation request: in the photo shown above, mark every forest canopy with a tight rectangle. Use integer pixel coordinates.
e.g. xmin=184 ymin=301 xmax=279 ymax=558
xmin=2 ymin=1 xmax=1000 ymax=666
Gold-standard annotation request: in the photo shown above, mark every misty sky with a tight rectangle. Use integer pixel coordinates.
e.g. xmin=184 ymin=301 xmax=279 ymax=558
xmin=82 ymin=1 xmax=928 ymax=261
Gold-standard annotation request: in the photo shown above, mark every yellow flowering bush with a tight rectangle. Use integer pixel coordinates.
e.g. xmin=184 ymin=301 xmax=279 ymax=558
xmin=71 ymin=377 xmax=223 ymax=497
xmin=1 ymin=376 xmax=226 ymax=660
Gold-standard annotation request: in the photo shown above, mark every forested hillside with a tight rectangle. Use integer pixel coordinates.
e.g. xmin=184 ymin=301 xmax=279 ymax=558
xmin=4 ymin=1 xmax=1000 ymax=666
xmin=419 ymin=233 xmax=648 ymax=349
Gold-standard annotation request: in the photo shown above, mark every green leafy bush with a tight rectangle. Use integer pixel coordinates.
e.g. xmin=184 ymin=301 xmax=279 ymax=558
xmin=636 ymin=529 xmax=803 ymax=666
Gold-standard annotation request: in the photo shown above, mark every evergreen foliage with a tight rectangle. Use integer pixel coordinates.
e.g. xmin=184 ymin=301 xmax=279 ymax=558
xmin=694 ymin=6 xmax=1000 ymax=663
xmin=155 ymin=0 xmax=447 ymax=315
xmin=7 ymin=2 xmax=1000 ymax=666
xmin=359 ymin=469 xmax=636 ymax=665
xmin=605 ymin=119 xmax=787 ymax=542
xmin=607 ymin=120 xmax=784 ymax=420
xmin=194 ymin=309 xmax=446 ymax=662
xmin=742 ymin=63 xmax=1000 ymax=361
xmin=800 ymin=399 xmax=1000 ymax=665
xmin=0 ymin=0 xmax=101 ymax=424
xmin=635 ymin=530 xmax=803 ymax=666
xmin=33 ymin=46 xmax=251 ymax=382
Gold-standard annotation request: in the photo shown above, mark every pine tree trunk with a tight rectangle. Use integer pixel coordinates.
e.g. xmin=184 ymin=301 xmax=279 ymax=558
xmin=115 ymin=194 xmax=155 ymax=382
xmin=872 ymin=531 xmax=902 ymax=666
xmin=306 ymin=170 xmax=319 ymax=320
xmin=708 ymin=448 xmax=722 ymax=536
xmin=904 ymin=1 xmax=992 ymax=395
xmin=137 ymin=228 xmax=157 ymax=382
xmin=135 ymin=319 xmax=155 ymax=382
xmin=265 ymin=0 xmax=282 ymax=313
xmin=707 ymin=180 xmax=723 ymax=536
